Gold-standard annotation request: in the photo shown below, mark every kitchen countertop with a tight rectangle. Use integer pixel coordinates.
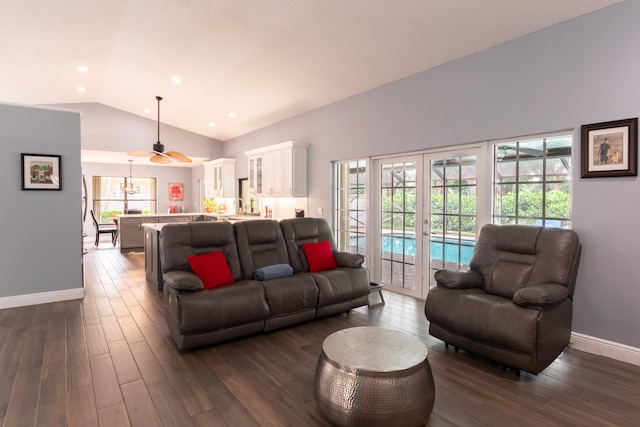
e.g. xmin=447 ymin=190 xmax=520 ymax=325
xmin=141 ymin=216 xmax=268 ymax=231
xmin=117 ymin=212 xmax=266 ymax=219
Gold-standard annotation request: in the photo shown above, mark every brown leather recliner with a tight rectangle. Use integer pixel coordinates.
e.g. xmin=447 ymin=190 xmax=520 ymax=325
xmin=425 ymin=224 xmax=581 ymax=375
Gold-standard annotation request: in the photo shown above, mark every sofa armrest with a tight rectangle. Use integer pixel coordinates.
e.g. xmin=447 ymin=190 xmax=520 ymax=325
xmin=163 ymin=270 xmax=204 ymax=292
xmin=513 ymin=284 xmax=569 ymax=307
xmin=434 ymin=269 xmax=483 ymax=289
xmin=333 ymin=251 xmax=365 ymax=268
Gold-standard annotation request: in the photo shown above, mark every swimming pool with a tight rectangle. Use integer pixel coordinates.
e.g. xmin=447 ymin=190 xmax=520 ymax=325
xmin=350 ymin=233 xmax=474 ymax=264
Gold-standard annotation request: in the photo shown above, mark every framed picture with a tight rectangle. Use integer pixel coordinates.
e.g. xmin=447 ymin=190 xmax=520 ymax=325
xmin=168 ymin=182 xmax=184 ymax=201
xmin=21 ymin=153 xmax=62 ymax=190
xmin=581 ymin=118 xmax=638 ymax=178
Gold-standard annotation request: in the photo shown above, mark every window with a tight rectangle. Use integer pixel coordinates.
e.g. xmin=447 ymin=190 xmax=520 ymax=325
xmin=493 ymin=133 xmax=572 ymax=227
xmin=92 ymin=176 xmax=157 ymax=222
xmin=334 ymin=160 xmax=366 ymax=255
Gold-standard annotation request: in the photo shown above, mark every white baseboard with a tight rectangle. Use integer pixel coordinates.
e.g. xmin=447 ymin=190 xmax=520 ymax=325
xmin=570 ymin=332 xmax=640 ymax=367
xmin=0 ymin=287 xmax=85 ymax=309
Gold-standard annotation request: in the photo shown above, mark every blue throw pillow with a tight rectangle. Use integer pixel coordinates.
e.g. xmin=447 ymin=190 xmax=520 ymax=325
xmin=254 ymin=264 xmax=294 ymax=281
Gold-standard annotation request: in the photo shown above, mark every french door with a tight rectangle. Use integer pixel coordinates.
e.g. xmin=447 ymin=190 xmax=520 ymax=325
xmin=373 ymin=147 xmax=484 ymax=299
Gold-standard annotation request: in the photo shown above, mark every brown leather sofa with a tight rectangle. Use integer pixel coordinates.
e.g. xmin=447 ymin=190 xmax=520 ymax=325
xmin=425 ymin=224 xmax=581 ymax=375
xmin=161 ymin=217 xmax=370 ymax=350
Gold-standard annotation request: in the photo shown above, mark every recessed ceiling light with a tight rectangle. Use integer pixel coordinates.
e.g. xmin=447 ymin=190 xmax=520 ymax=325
xmin=77 ymin=66 xmax=90 ymax=72
xmin=171 ymin=76 xmax=182 ymax=84
xmin=144 ymin=108 xmax=152 ymax=114
xmin=208 ymin=122 xmax=216 ymax=127
xmin=76 ymin=86 xmax=86 ymax=92
xmin=228 ymin=112 xmax=236 ymax=118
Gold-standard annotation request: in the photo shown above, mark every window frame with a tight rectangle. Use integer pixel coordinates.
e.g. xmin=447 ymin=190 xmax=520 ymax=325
xmin=491 ymin=131 xmax=573 ymax=228
xmin=92 ymin=175 xmax=157 ymax=222
xmin=332 ymin=159 xmax=367 ymax=256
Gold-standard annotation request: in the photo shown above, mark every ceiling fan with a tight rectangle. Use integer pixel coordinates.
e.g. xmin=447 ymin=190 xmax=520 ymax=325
xmin=127 ymin=96 xmax=192 ymax=164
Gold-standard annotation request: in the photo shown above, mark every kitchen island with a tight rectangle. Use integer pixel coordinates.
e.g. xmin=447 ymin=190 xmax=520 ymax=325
xmin=117 ymin=212 xmax=242 ymax=253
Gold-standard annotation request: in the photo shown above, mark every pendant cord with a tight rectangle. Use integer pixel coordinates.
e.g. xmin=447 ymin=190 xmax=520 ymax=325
xmin=156 ymin=96 xmax=162 ymax=143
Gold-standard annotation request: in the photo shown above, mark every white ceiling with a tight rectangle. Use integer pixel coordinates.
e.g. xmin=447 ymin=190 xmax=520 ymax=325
xmin=1 ymin=0 xmax=622 ymax=142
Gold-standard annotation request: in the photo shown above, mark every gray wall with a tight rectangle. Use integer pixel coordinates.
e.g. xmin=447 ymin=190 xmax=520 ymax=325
xmin=0 ymin=103 xmax=82 ymax=299
xmin=222 ymin=1 xmax=640 ymax=348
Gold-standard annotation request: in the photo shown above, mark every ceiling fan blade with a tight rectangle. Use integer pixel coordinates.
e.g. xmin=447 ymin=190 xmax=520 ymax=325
xmin=165 ymin=151 xmax=192 ymax=163
xmin=150 ymin=154 xmax=171 ymax=164
xmin=133 ymin=96 xmax=192 ymax=165
xmin=127 ymin=150 xmax=152 ymax=157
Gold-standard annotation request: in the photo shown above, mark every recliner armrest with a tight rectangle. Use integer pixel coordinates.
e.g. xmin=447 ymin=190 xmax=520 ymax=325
xmin=333 ymin=251 xmax=365 ymax=268
xmin=513 ymin=283 xmax=569 ymax=307
xmin=434 ymin=269 xmax=483 ymax=289
xmin=164 ymin=270 xmax=204 ymax=292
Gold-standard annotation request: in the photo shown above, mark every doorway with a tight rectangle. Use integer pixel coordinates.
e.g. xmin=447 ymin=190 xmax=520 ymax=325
xmin=373 ymin=147 xmax=484 ymax=299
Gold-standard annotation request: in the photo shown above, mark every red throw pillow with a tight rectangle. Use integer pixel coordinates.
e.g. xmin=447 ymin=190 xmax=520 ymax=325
xmin=302 ymin=240 xmax=337 ymax=272
xmin=187 ymin=251 xmax=234 ymax=290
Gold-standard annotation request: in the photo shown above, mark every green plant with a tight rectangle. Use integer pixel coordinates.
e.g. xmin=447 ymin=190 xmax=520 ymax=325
xmin=100 ymin=210 xmax=122 ymax=223
xmin=203 ymin=198 xmax=217 ymax=212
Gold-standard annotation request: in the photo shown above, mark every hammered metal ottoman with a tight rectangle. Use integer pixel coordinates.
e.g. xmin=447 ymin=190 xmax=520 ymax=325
xmin=314 ymin=326 xmax=435 ymax=426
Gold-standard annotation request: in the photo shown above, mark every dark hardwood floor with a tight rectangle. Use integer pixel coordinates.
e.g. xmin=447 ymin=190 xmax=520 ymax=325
xmin=1 ymin=242 xmax=640 ymax=426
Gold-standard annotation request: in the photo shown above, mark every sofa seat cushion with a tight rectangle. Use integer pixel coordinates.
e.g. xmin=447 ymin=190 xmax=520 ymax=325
xmin=260 ymin=274 xmax=318 ymax=317
xmin=426 ymin=287 xmax=539 ymax=355
xmin=178 ymin=280 xmax=268 ymax=335
xmin=311 ymin=267 xmax=370 ymax=308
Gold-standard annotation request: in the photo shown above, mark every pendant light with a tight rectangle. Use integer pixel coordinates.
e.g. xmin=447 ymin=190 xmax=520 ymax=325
xmin=121 ymin=159 xmax=140 ymax=194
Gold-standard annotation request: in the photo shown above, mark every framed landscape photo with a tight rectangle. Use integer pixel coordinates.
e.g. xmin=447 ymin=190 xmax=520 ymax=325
xmin=581 ymin=118 xmax=638 ymax=178
xmin=21 ymin=153 xmax=62 ymax=190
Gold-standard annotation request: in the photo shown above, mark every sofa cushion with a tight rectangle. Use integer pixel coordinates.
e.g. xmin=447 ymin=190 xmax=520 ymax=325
xmin=311 ymin=267 xmax=370 ymax=309
xmin=177 ymin=280 xmax=268 ymax=335
xmin=160 ymin=221 xmax=243 ymax=281
xmin=302 ymin=240 xmax=337 ymax=272
xmin=488 ymin=260 xmax=532 ymax=298
xmin=260 ymin=274 xmax=318 ymax=317
xmin=426 ymin=287 xmax=538 ymax=355
xmin=235 ymin=220 xmax=291 ymax=279
xmin=187 ymin=251 xmax=234 ymax=290
xmin=280 ymin=218 xmax=337 ymax=272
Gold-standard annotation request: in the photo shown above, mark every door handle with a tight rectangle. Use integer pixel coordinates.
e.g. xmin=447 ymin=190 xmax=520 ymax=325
xmin=422 ymin=231 xmax=429 ymax=236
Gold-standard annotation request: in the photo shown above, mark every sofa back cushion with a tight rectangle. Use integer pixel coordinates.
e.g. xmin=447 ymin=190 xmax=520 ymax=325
xmin=160 ymin=222 xmax=243 ymax=281
xmin=470 ymin=224 xmax=581 ymax=299
xmin=280 ymin=218 xmax=337 ymax=273
xmin=234 ymin=220 xmax=291 ymax=279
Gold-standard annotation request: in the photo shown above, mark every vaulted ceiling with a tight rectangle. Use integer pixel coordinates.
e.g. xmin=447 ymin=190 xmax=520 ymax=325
xmin=1 ymin=0 xmax=622 ymax=142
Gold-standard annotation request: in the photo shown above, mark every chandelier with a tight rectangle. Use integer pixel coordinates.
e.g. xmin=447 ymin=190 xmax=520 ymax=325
xmin=120 ymin=159 xmax=140 ymax=194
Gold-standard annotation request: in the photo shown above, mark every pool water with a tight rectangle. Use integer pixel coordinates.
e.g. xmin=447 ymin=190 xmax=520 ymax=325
xmin=351 ymin=233 xmax=474 ymax=264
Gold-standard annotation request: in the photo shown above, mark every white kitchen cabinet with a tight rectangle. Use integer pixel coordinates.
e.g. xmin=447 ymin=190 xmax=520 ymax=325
xmin=261 ymin=149 xmax=282 ymax=196
xmin=245 ymin=141 xmax=308 ymax=197
xmin=247 ymin=155 xmax=263 ymax=196
xmin=203 ymin=158 xmax=236 ymax=198
xmin=281 ymin=144 xmax=307 ymax=197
